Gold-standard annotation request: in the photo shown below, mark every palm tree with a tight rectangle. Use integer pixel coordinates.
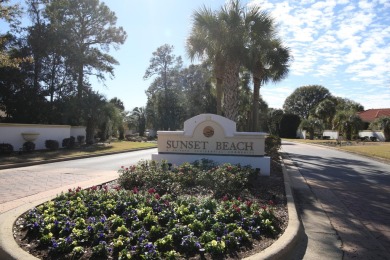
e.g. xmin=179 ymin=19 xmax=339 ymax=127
xmin=315 ymin=98 xmax=336 ymax=129
xmin=187 ymin=0 xmax=290 ymax=123
xmin=369 ymin=116 xmax=390 ymax=141
xmin=81 ymin=90 xmax=107 ymax=144
xmin=186 ymin=6 xmax=225 ymax=115
xmin=187 ymin=0 xmax=250 ymax=121
xmin=333 ymin=110 xmax=363 ymax=140
xmin=243 ymin=5 xmax=292 ymax=131
xmin=299 ymin=117 xmax=324 ymax=140
xmin=131 ymin=107 xmax=146 ymax=136
xmin=246 ymin=36 xmax=291 ymax=131
xmin=217 ymin=0 xmax=249 ymax=121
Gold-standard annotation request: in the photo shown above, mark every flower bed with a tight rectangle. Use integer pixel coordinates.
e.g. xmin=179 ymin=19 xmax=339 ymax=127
xmin=14 ymin=160 xmax=287 ymax=259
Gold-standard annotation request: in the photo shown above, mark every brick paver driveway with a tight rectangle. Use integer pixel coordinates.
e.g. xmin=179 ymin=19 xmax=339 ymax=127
xmin=0 ymin=149 xmax=156 ymax=213
xmin=282 ymin=141 xmax=390 ymax=259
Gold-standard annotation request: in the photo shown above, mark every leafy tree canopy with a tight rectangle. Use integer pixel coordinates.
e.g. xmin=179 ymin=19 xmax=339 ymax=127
xmin=283 ymin=85 xmax=331 ymax=119
xmin=334 ymin=97 xmax=364 ymax=112
xmin=44 ymin=0 xmax=127 ymax=98
xmin=0 ymin=0 xmax=29 ymax=68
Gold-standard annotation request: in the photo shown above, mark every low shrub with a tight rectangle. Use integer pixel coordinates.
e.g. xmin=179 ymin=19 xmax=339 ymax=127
xmin=62 ymin=136 xmax=76 ymax=148
xmin=265 ymin=135 xmax=281 ymax=161
xmin=125 ymin=134 xmax=148 ymax=142
xmin=0 ymin=143 xmax=14 ymax=155
xmin=45 ymin=140 xmax=59 ymax=150
xmin=23 ymin=141 xmax=35 ymax=153
xmin=118 ymin=160 xmax=179 ymax=195
xmin=118 ymin=160 xmax=257 ymax=198
xmin=77 ymin=135 xmax=85 ymax=144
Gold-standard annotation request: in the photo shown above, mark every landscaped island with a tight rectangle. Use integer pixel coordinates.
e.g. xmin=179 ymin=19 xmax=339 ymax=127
xmin=14 ymin=159 xmax=287 ymax=259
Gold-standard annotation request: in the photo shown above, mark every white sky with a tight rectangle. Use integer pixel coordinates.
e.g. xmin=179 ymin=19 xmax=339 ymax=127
xmin=5 ymin=0 xmax=390 ymax=111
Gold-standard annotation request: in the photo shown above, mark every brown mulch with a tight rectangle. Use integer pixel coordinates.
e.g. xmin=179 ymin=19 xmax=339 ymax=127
xmin=13 ymin=160 xmax=287 ymax=259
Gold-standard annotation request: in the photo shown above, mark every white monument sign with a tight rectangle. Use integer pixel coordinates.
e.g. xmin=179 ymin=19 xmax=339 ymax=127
xmin=152 ymin=114 xmax=270 ymax=176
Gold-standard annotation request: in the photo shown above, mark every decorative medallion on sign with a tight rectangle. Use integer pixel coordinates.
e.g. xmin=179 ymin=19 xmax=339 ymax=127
xmin=203 ymin=126 xmax=214 ymax=137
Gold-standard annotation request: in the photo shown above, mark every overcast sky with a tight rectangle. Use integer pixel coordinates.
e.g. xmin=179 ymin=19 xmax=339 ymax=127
xmin=6 ymin=0 xmax=390 ymax=111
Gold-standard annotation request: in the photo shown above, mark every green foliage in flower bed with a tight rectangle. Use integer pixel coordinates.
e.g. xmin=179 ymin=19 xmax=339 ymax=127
xmin=20 ymin=160 xmax=282 ymax=259
xmin=118 ymin=159 xmax=257 ymax=198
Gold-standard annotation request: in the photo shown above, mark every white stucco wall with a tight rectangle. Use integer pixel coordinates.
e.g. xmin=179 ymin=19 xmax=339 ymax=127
xmin=0 ymin=123 xmax=86 ymax=150
xmin=323 ymin=130 xmax=339 ymax=140
xmin=359 ymin=130 xmax=385 ymax=141
xmin=70 ymin=126 xmax=86 ymax=138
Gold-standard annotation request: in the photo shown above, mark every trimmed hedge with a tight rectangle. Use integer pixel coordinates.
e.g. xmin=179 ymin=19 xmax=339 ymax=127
xmin=77 ymin=135 xmax=85 ymax=144
xmin=62 ymin=136 xmax=76 ymax=148
xmin=265 ymin=135 xmax=281 ymax=161
xmin=0 ymin=143 xmax=14 ymax=156
xmin=45 ymin=140 xmax=60 ymax=150
xmin=23 ymin=141 xmax=35 ymax=152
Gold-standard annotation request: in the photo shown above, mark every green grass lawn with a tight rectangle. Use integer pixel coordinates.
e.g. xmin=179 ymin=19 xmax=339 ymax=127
xmin=283 ymin=138 xmax=390 ymax=161
xmin=0 ymin=141 xmax=157 ymax=165
xmin=339 ymin=143 xmax=390 ymax=161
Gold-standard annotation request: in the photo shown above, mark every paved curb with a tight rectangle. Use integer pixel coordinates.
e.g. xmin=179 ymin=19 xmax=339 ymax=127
xmin=0 ymin=147 xmax=157 ymax=170
xmin=0 ymin=157 xmax=303 ymax=260
xmin=244 ymin=160 xmax=304 ymax=260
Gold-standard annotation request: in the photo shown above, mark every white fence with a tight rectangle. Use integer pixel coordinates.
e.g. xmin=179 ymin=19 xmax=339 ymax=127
xmin=296 ymin=129 xmax=306 ymax=139
xmin=296 ymin=129 xmax=385 ymax=141
xmin=359 ymin=130 xmax=385 ymax=141
xmin=0 ymin=123 xmax=85 ymax=151
xmin=323 ymin=130 xmax=339 ymax=140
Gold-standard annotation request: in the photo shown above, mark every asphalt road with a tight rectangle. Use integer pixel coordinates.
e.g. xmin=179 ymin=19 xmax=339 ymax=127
xmin=0 ymin=148 xmax=157 ymax=205
xmin=282 ymin=141 xmax=390 ymax=259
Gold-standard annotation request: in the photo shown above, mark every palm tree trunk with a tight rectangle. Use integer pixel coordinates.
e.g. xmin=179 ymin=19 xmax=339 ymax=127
xmin=77 ymin=64 xmax=84 ymax=100
xmin=216 ymin=77 xmax=223 ymax=116
xmin=223 ymin=61 xmax=240 ymax=121
xmin=215 ymin=56 xmax=224 ymax=116
xmin=252 ymin=76 xmax=261 ymax=131
xmin=86 ymin=119 xmax=95 ymax=145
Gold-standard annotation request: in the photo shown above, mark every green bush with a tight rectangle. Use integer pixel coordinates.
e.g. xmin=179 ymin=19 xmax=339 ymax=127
xmin=23 ymin=141 xmax=35 ymax=152
xmin=62 ymin=136 xmax=76 ymax=148
xmin=118 ymin=160 xmax=257 ymax=198
xmin=196 ymin=164 xmax=257 ymax=197
xmin=77 ymin=135 xmax=85 ymax=144
xmin=45 ymin=140 xmax=59 ymax=150
xmin=118 ymin=160 xmax=179 ymax=195
xmin=265 ymin=135 xmax=281 ymax=161
xmin=0 ymin=143 xmax=14 ymax=155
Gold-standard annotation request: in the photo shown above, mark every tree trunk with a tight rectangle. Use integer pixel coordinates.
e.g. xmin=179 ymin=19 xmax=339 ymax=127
xmin=216 ymin=77 xmax=223 ymax=116
xmin=215 ymin=56 xmax=224 ymax=116
xmin=384 ymin=128 xmax=390 ymax=142
xmin=309 ymin=130 xmax=314 ymax=140
xmin=223 ymin=61 xmax=241 ymax=121
xmin=252 ymin=63 xmax=265 ymax=132
xmin=86 ymin=119 xmax=95 ymax=145
xmin=346 ymin=125 xmax=352 ymax=140
xmin=252 ymin=76 xmax=260 ymax=131
xmin=77 ymin=64 xmax=84 ymax=100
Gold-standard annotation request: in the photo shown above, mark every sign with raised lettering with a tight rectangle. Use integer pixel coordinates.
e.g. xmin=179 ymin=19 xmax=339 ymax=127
xmin=152 ymin=114 xmax=270 ymax=175
xmin=156 ymin=114 xmax=265 ymax=156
